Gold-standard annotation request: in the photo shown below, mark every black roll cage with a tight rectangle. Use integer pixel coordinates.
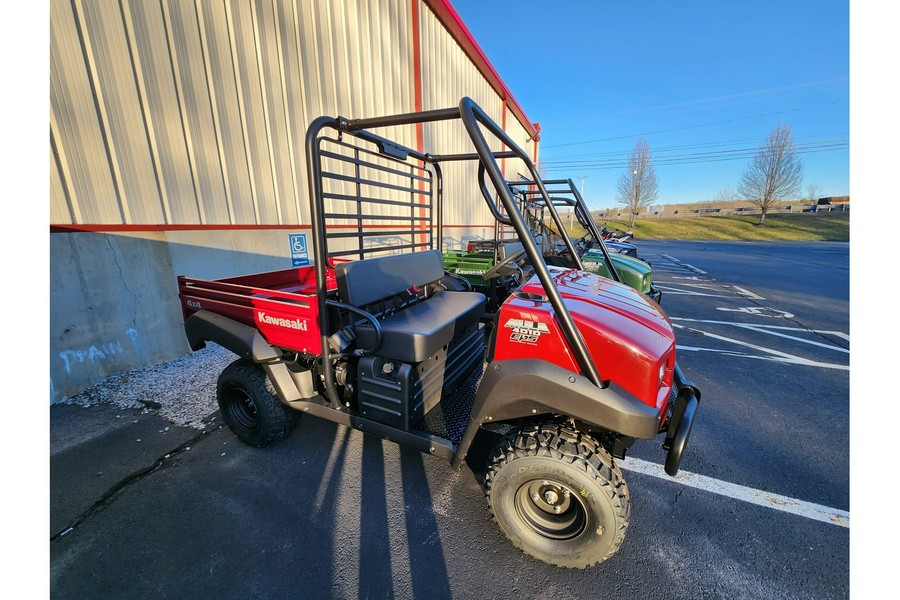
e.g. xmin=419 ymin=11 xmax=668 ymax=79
xmin=305 ymin=98 xmax=606 ymax=401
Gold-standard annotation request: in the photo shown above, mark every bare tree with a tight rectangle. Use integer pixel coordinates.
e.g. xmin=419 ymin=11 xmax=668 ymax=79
xmin=616 ymin=138 xmax=659 ymax=229
xmin=739 ymin=124 xmax=803 ymax=224
xmin=715 ymin=186 xmax=738 ymax=204
xmin=805 ymin=182 xmax=823 ymax=202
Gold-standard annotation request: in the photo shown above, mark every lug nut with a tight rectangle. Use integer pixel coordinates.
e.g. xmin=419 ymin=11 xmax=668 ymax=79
xmin=533 ymin=493 xmax=541 ymax=502
xmin=553 ymin=506 xmax=562 ymax=514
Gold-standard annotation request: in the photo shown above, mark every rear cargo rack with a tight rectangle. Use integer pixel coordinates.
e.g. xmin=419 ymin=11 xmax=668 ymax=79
xmin=509 ymin=178 xmax=622 ymax=283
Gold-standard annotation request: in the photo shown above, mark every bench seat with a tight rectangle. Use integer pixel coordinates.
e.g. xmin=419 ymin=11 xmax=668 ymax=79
xmin=355 ymin=291 xmax=484 ymax=362
xmin=334 ymin=249 xmax=486 ymax=362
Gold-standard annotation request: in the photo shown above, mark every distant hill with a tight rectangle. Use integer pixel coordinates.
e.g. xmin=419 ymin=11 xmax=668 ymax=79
xmin=590 ymin=196 xmax=849 ymax=219
xmin=577 ymin=212 xmax=849 ymax=242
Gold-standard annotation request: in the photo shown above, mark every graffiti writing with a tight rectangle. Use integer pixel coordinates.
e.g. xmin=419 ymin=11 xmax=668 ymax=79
xmin=58 ymin=328 xmax=143 ymax=374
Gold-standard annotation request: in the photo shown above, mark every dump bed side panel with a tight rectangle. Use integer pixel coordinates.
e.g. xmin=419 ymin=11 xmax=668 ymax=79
xmin=177 ymin=265 xmax=334 ymax=354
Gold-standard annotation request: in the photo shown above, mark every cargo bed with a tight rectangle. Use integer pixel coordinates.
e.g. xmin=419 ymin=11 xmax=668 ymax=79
xmin=177 ymin=266 xmax=337 ymax=355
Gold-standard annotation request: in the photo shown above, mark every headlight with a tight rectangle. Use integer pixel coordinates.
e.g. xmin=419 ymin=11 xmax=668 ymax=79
xmin=643 ymin=274 xmax=651 ymax=293
xmin=659 ymin=362 xmax=665 ymax=386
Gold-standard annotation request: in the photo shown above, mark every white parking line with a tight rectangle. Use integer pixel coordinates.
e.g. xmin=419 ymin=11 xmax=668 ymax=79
xmin=672 ymin=318 xmax=849 ymax=353
xmin=675 ymin=345 xmax=850 ymax=370
xmin=654 ymin=284 xmax=733 ymax=298
xmin=619 ymin=457 xmax=849 ymax=528
xmin=657 ymin=254 xmax=707 ymax=274
xmin=673 ymin=324 xmax=850 ymax=370
xmin=716 ymin=307 xmax=793 ymax=318
xmin=682 ymin=264 xmax=707 ymax=274
xmin=731 ymin=286 xmax=766 ymax=300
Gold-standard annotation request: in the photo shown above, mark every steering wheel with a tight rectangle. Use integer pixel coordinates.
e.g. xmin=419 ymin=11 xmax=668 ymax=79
xmin=483 ymin=246 xmax=528 ymax=280
xmin=574 ymin=233 xmax=593 ymax=255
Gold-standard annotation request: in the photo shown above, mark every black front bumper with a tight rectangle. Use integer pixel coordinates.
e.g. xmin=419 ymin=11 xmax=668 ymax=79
xmin=662 ymin=363 xmax=700 ymax=476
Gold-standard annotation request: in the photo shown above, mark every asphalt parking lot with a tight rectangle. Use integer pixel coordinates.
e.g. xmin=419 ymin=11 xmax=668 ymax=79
xmin=49 ymin=240 xmax=850 ymax=599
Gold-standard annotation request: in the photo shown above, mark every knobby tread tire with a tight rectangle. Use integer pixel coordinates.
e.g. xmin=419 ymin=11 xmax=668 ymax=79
xmin=217 ymin=359 xmax=298 ymax=447
xmin=484 ymin=422 xmax=631 ymax=568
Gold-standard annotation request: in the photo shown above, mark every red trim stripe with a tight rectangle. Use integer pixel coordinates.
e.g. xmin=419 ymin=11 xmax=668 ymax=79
xmin=50 ymin=223 xmax=494 ymax=233
xmin=50 ymin=224 xmax=313 ymax=233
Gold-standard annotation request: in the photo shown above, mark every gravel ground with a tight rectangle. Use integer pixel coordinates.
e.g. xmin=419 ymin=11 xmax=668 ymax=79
xmin=62 ymin=344 xmax=237 ymax=430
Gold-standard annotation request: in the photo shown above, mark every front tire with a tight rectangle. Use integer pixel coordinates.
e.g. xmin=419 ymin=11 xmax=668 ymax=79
xmin=217 ymin=359 xmax=297 ymax=447
xmin=484 ymin=423 xmax=630 ymax=568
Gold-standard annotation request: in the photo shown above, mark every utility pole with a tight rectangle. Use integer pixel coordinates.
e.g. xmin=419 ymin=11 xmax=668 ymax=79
xmin=575 ymin=176 xmax=588 ymax=228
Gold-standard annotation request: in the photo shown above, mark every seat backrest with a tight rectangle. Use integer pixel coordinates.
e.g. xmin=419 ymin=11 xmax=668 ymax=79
xmin=334 ymin=249 xmax=444 ymax=307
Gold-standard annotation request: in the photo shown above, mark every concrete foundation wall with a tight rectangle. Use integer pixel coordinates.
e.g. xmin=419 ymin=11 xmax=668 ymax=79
xmin=50 ymin=229 xmax=310 ymax=403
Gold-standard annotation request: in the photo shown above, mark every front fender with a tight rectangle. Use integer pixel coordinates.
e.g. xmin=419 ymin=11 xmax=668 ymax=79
xmin=452 ymin=359 xmax=660 ymax=469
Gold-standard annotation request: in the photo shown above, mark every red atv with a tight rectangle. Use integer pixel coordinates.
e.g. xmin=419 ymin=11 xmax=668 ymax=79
xmin=177 ymin=98 xmax=700 ymax=568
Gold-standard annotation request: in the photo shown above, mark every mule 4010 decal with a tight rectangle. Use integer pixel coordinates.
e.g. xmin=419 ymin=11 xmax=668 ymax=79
xmin=505 ymin=318 xmax=550 ymax=344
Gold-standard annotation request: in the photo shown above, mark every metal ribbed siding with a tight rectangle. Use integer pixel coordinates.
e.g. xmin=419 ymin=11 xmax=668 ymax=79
xmin=420 ymin=6 xmax=496 ymax=231
xmin=50 ymin=0 xmax=419 ymax=227
xmin=418 ymin=5 xmax=536 ymax=232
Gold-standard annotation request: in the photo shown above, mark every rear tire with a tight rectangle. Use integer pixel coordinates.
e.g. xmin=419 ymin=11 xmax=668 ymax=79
xmin=217 ymin=359 xmax=297 ymax=447
xmin=484 ymin=423 xmax=630 ymax=568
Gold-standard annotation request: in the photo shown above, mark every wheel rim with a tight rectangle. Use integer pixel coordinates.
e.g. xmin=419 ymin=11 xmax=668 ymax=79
xmin=223 ymin=387 xmax=258 ymax=430
xmin=514 ymin=479 xmax=589 ymax=541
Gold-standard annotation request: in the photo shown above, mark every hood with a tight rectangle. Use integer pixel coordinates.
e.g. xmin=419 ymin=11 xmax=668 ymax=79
xmin=604 ymin=240 xmax=637 ymax=252
xmin=495 ymin=267 xmax=675 ymax=408
xmin=583 ymin=250 xmax=651 ymax=276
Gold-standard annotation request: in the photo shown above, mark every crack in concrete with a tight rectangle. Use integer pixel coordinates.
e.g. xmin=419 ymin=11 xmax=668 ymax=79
xmin=50 ymin=420 xmax=223 ymax=543
xmin=105 ymin=236 xmax=140 ymax=330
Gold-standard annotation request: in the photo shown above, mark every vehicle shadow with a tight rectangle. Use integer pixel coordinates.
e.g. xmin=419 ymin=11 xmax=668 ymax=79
xmin=356 ymin=441 xmax=456 ymax=599
xmin=399 ymin=446 xmax=453 ymax=600
xmin=358 ymin=435 xmax=395 ymax=598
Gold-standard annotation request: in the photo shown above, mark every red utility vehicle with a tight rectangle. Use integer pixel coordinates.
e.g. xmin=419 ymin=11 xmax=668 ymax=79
xmin=177 ymin=98 xmax=700 ymax=568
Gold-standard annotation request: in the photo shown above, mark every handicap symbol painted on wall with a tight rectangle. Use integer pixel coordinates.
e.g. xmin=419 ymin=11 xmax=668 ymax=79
xmin=289 ymin=233 xmax=309 ymax=266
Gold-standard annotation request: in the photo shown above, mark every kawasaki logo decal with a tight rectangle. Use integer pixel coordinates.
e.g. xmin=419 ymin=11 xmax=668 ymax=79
xmin=257 ymin=312 xmax=308 ymax=331
xmin=504 ymin=318 xmax=550 ymax=345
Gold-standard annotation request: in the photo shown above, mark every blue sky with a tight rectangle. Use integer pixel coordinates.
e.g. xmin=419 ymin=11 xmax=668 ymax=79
xmin=450 ymin=0 xmax=850 ymax=208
